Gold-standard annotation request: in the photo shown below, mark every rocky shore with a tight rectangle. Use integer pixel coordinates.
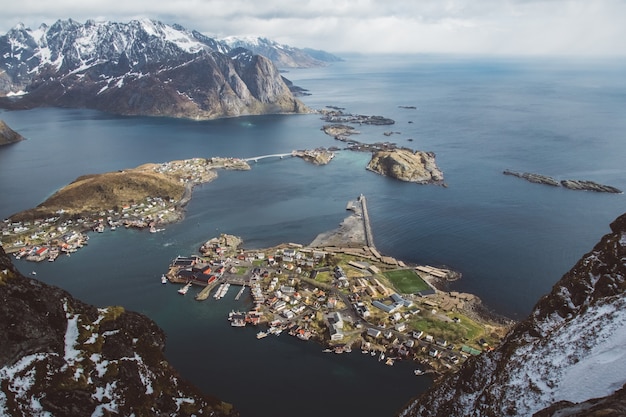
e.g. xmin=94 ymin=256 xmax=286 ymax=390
xmin=503 ymin=169 xmax=622 ymax=193
xmin=368 ymin=149 xmax=445 ymax=185
xmin=319 ymin=108 xmax=445 ymax=185
xmin=0 ymin=246 xmax=238 ymax=416
xmin=0 ymin=120 xmax=25 ymax=146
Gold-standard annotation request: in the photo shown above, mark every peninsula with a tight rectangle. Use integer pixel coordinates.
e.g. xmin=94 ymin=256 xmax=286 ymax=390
xmin=162 ymin=195 xmax=511 ymax=376
xmin=1 ymin=151 xmax=334 ymax=259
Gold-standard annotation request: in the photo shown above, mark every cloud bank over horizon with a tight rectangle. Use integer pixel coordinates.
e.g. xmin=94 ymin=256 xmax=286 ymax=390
xmin=2 ymin=0 xmax=625 ymax=56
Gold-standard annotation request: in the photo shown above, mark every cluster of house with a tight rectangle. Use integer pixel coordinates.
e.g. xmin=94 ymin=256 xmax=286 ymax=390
xmin=3 ymin=215 xmax=89 ymax=262
xmin=1 ymin=194 xmax=182 ymax=262
xmin=167 ymin=241 xmax=481 ymax=370
xmin=152 ymin=157 xmax=249 ymax=185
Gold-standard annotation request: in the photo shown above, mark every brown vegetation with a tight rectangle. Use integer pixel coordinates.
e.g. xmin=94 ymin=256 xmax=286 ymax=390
xmin=11 ymin=170 xmax=184 ymax=221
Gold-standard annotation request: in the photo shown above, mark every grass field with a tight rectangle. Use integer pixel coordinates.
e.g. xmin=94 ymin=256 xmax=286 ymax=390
xmin=383 ymin=269 xmax=431 ymax=293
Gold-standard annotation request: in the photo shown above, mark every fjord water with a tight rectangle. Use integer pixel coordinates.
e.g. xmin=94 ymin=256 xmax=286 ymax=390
xmin=1 ymin=54 xmax=625 ymax=416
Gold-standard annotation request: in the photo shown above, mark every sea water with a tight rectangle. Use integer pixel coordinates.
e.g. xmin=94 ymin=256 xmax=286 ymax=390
xmin=1 ymin=54 xmax=625 ymax=417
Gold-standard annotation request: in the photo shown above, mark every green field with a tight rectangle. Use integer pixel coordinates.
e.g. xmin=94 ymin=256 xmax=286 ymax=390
xmin=383 ymin=269 xmax=431 ymax=293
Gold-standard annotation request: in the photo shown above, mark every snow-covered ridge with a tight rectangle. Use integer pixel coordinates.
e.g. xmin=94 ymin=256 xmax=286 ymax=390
xmin=0 ymin=18 xmax=308 ymax=120
xmin=1 ymin=18 xmax=213 ymax=80
xmin=403 ymin=212 xmax=626 ymax=417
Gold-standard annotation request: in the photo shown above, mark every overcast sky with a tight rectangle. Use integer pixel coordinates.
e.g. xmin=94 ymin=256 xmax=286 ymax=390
xmin=2 ymin=0 xmax=625 ymax=56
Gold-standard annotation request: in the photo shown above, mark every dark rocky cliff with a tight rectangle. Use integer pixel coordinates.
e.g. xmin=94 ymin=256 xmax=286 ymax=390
xmin=0 ymin=120 xmax=25 ymax=145
xmin=400 ymin=213 xmax=626 ymax=417
xmin=0 ymin=246 xmax=238 ymax=416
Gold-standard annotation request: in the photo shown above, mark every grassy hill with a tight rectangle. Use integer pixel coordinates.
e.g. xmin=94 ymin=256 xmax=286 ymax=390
xmin=11 ymin=170 xmax=184 ymax=221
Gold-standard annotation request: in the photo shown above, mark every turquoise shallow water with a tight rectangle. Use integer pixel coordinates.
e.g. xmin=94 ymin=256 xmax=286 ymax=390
xmin=2 ymin=54 xmax=626 ymax=416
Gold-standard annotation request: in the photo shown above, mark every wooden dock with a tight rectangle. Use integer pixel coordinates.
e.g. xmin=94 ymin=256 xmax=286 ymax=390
xmin=235 ymin=285 xmax=246 ymax=300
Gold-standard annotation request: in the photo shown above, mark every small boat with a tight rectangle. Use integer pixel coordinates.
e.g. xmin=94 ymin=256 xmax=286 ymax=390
xmin=256 ymin=331 xmax=268 ymax=339
xmin=178 ymin=283 xmax=192 ymax=295
xmin=414 ymin=369 xmax=425 ymax=376
xmin=379 ymin=352 xmax=385 ymax=361
xmin=31 ymin=271 xmax=37 ymax=275
xmin=161 ymin=275 xmax=168 ymax=284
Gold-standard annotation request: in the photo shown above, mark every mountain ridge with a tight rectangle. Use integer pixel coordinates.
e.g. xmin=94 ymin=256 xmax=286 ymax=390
xmin=400 ymin=212 xmax=626 ymax=417
xmin=0 ymin=19 xmax=309 ymax=119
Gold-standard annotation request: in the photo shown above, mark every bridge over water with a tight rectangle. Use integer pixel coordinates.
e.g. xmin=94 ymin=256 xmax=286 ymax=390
xmin=244 ymin=152 xmax=293 ymax=162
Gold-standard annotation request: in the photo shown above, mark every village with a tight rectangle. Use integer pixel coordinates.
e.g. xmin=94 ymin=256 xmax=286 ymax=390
xmin=0 ymin=153 xmax=336 ymax=261
xmin=164 ymin=232 xmax=507 ymax=377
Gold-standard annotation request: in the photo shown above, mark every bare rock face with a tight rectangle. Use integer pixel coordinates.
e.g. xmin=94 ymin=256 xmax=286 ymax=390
xmin=367 ymin=149 xmax=444 ymax=185
xmin=400 ymin=212 xmax=626 ymax=417
xmin=0 ymin=246 xmax=238 ymax=416
xmin=0 ymin=120 xmax=25 ymax=145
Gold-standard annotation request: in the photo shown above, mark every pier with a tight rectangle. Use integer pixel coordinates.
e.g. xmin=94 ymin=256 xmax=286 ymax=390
xmin=195 ymin=280 xmax=220 ymax=301
xmin=359 ymin=194 xmax=375 ymax=249
xmin=235 ymin=285 xmax=246 ymax=300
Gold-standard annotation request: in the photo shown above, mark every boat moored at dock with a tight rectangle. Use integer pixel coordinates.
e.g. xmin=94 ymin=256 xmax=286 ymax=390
xmin=178 ymin=282 xmax=192 ymax=295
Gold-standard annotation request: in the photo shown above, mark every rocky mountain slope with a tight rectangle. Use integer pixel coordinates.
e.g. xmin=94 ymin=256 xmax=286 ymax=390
xmin=0 ymin=19 xmax=308 ymax=119
xmin=220 ymin=36 xmax=342 ymax=68
xmin=0 ymin=120 xmax=25 ymax=145
xmin=400 ymin=212 xmax=626 ymax=417
xmin=0 ymin=246 xmax=238 ymax=416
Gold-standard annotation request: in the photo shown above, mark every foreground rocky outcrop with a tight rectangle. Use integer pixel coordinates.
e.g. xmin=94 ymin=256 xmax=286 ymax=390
xmin=0 ymin=246 xmax=238 ymax=416
xmin=0 ymin=120 xmax=25 ymax=145
xmin=504 ymin=170 xmax=622 ymax=193
xmin=368 ymin=149 xmax=444 ymax=185
xmin=400 ymin=212 xmax=626 ymax=417
xmin=0 ymin=19 xmax=308 ymax=119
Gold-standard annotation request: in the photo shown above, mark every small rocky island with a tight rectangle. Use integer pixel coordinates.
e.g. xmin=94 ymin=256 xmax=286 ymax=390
xmin=0 ymin=120 xmax=25 ymax=145
xmin=504 ymin=170 xmax=622 ymax=193
xmin=319 ymin=108 xmax=444 ymax=185
xmin=368 ymin=149 xmax=445 ymax=185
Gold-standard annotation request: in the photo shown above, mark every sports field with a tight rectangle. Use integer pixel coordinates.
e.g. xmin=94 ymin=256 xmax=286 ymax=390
xmin=383 ymin=269 xmax=431 ymax=293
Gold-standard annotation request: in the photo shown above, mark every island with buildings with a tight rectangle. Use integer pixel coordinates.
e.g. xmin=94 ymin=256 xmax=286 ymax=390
xmin=0 ymin=150 xmax=335 ymax=260
xmin=162 ymin=195 xmax=511 ymax=377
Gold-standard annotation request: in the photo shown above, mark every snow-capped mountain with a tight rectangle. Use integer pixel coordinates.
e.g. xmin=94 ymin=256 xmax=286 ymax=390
xmin=401 ymin=213 xmax=626 ymax=417
xmin=0 ymin=19 xmax=308 ymax=119
xmin=219 ymin=36 xmax=342 ymax=68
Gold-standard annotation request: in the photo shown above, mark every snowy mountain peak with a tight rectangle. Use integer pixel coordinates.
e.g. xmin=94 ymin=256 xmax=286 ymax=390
xmin=0 ymin=19 xmax=308 ymax=120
